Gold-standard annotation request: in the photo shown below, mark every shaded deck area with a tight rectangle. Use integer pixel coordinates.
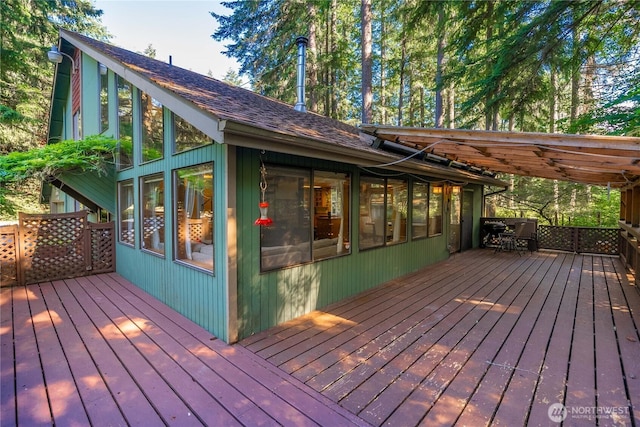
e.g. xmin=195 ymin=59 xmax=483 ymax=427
xmin=0 ymin=274 xmax=364 ymax=426
xmin=242 ymin=250 xmax=640 ymax=426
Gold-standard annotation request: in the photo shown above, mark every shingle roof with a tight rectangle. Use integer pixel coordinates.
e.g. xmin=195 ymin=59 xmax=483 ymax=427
xmin=54 ymin=29 xmax=507 ymax=186
xmin=63 ymin=30 xmax=369 ymax=151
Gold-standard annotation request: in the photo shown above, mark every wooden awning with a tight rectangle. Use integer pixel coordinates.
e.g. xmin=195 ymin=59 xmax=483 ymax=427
xmin=360 ymin=126 xmax=640 ymax=188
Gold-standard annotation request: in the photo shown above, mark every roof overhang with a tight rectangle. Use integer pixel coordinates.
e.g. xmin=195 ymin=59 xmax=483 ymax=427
xmin=47 ymin=38 xmax=75 ymax=144
xmin=360 ymin=125 xmax=640 ymax=188
xmin=220 ymin=120 xmax=508 ymax=187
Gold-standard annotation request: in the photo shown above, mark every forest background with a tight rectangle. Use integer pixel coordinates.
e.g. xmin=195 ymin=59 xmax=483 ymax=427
xmin=2 ymin=0 xmax=639 ymax=226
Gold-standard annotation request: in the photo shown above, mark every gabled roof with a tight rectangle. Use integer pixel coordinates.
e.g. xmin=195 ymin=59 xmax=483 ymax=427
xmin=362 ymin=124 xmax=640 ymax=189
xmin=51 ymin=29 xmax=506 ymax=187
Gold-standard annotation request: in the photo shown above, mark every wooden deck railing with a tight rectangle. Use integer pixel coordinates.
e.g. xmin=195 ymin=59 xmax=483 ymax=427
xmin=0 ymin=211 xmax=115 ymax=287
xmin=537 ymin=225 xmax=619 ymax=255
xmin=619 ymin=221 xmax=640 ymax=286
xmin=481 ymin=217 xmax=619 ymax=255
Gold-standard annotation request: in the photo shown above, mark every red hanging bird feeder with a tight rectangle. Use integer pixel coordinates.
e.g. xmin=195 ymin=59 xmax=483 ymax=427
xmin=255 ymin=161 xmax=273 ymax=226
xmin=255 ymin=201 xmax=273 ymax=226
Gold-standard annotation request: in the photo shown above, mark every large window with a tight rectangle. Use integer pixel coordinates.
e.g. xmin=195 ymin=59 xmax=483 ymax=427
xmin=359 ymin=177 xmax=385 ymax=249
xmin=260 ymin=166 xmax=311 ymax=270
xmin=359 ymin=176 xmax=407 ymax=249
xmin=313 ymin=171 xmax=350 ymax=260
xmin=141 ymin=173 xmax=165 ymax=256
xmin=412 ymin=181 xmax=429 ymax=239
xmin=173 ymin=113 xmax=212 ymax=153
xmin=99 ymin=66 xmax=108 ymax=133
xmin=117 ymin=76 xmax=133 ymax=169
xmin=174 ymin=164 xmax=214 ymax=271
xmin=259 ymin=166 xmax=351 ymax=270
xmin=429 ymin=184 xmax=444 ymax=236
xmin=118 ymin=179 xmax=135 ymax=246
xmin=387 ymin=179 xmax=408 ymax=245
xmin=140 ymin=92 xmax=164 ymax=163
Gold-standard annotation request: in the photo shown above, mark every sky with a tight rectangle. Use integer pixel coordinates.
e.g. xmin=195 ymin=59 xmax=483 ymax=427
xmin=93 ymin=0 xmax=240 ymax=80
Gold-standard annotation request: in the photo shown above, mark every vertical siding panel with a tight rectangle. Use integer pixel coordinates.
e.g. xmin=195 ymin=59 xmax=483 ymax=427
xmin=115 ymin=139 xmax=227 ymax=341
xmin=234 ymin=147 xmax=476 ymax=339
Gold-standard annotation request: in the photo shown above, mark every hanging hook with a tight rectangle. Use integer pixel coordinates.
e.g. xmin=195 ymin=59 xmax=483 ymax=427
xmin=259 ymin=159 xmax=268 ymax=202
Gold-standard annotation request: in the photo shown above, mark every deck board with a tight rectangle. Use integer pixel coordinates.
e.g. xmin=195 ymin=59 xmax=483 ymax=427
xmin=12 ymin=286 xmax=51 ymax=426
xmin=27 ymin=283 xmax=91 ymax=427
xmin=355 ymin=251 xmax=547 ymax=426
xmin=0 ymin=286 xmax=16 ymax=427
xmin=240 ymin=250 xmax=640 ymax=427
xmin=610 ymin=257 xmax=640 ymax=423
xmin=1 ymin=274 xmax=365 ymax=427
xmin=38 ymin=281 xmax=128 ymax=426
xmin=3 ymin=249 xmax=639 ymax=426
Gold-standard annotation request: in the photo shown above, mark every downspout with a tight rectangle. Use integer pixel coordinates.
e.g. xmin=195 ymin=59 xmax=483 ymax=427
xmin=483 ymin=185 xmax=509 ymax=217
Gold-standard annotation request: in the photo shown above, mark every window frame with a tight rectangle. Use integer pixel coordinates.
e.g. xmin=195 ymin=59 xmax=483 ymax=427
xmin=139 ymin=91 xmax=164 ymax=164
xmin=258 ymin=165 xmax=352 ymax=272
xmin=117 ymin=179 xmax=135 ymax=247
xmin=140 ymin=172 xmax=165 ymax=257
xmin=428 ymin=184 xmax=444 ymax=237
xmin=359 ymin=176 xmax=386 ymax=250
xmin=386 ymin=178 xmax=408 ymax=246
xmin=172 ymin=112 xmax=213 ymax=154
xmin=312 ymin=170 xmax=351 ymax=261
xmin=411 ymin=181 xmax=429 ymax=240
xmin=99 ymin=65 xmax=109 ymax=134
xmin=116 ymin=75 xmax=133 ymax=170
xmin=172 ymin=162 xmax=215 ymax=273
xmin=259 ymin=165 xmax=312 ymax=272
xmin=359 ymin=175 xmax=408 ymax=250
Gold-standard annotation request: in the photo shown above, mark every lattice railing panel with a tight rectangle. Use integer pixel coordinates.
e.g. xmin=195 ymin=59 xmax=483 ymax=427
xmin=91 ymin=223 xmax=115 ymax=273
xmin=538 ymin=225 xmax=619 ymax=255
xmin=20 ymin=211 xmax=88 ymax=285
xmin=577 ymin=227 xmax=619 ymax=255
xmin=0 ymin=226 xmax=18 ymax=286
xmin=0 ymin=212 xmax=116 ymax=286
xmin=538 ymin=226 xmax=575 ymax=252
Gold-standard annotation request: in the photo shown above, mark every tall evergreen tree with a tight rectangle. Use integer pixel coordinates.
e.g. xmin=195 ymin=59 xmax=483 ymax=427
xmin=0 ymin=0 xmax=107 ymax=154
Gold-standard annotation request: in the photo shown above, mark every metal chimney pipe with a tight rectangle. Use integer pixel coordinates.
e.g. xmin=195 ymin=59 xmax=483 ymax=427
xmin=294 ymin=36 xmax=308 ymax=112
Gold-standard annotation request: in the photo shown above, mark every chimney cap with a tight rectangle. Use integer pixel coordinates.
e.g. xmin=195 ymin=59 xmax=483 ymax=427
xmin=296 ymin=36 xmax=309 ymax=45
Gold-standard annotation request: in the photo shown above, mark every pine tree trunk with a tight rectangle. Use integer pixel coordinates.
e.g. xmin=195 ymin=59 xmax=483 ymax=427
xmin=446 ymin=83 xmax=455 ymax=128
xmin=361 ymin=0 xmax=373 ymax=124
xmin=408 ymin=69 xmax=414 ymax=125
xmin=397 ymin=34 xmax=406 ymax=126
xmin=324 ymin=10 xmax=330 ymax=117
xmin=570 ymin=22 xmax=580 ymax=125
xmin=549 ymin=64 xmax=557 ymax=133
xmin=380 ymin=0 xmax=387 ymax=124
xmin=330 ymin=0 xmax=338 ymax=119
xmin=420 ymin=86 xmax=425 ymax=126
xmin=435 ymin=7 xmax=445 ymax=128
xmin=308 ymin=3 xmax=318 ymax=113
xmin=484 ymin=1 xmax=494 ymax=131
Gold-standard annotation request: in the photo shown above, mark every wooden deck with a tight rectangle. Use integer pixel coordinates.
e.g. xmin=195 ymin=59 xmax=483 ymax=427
xmin=0 ymin=273 xmax=365 ymax=426
xmin=242 ymin=250 xmax=640 ymax=426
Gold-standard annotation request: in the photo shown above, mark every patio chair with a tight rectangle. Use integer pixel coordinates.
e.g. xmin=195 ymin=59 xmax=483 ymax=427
xmin=495 ymin=221 xmax=528 ymax=255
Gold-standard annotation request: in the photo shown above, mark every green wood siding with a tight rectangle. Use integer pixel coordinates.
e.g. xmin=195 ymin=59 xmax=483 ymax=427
xmin=59 ymin=166 xmax=116 ymax=213
xmin=116 ymin=142 xmax=230 ymax=341
xmin=235 ymin=148 xmax=474 ymax=340
xmin=80 ymin=54 xmax=101 ymax=136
